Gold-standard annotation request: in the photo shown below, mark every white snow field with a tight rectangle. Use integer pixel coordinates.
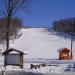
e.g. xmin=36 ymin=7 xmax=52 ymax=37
xmin=0 ymin=28 xmax=75 ymax=74
xmin=10 ymin=28 xmax=75 ymax=59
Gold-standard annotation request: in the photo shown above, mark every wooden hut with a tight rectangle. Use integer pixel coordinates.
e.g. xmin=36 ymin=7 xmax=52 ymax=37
xmin=57 ymin=48 xmax=73 ymax=60
xmin=2 ymin=48 xmax=28 ymax=68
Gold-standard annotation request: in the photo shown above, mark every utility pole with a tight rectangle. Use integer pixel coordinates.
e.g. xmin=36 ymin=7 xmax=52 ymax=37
xmin=70 ymin=21 xmax=74 ymax=59
xmin=71 ymin=33 xmax=73 ymax=59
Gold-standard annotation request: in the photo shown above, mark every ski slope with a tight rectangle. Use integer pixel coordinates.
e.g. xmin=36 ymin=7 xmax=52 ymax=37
xmin=0 ymin=28 xmax=75 ymax=74
xmin=7 ymin=28 xmax=75 ymax=59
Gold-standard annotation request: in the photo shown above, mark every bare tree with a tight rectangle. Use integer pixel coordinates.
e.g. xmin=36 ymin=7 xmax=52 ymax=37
xmin=0 ymin=0 xmax=31 ymax=51
xmin=0 ymin=17 xmax=22 ymax=50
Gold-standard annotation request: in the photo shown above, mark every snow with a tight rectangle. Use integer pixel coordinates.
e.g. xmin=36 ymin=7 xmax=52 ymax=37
xmin=23 ymin=63 xmax=75 ymax=74
xmin=9 ymin=28 xmax=75 ymax=59
xmin=26 ymin=66 xmax=62 ymax=74
xmin=0 ymin=28 xmax=75 ymax=74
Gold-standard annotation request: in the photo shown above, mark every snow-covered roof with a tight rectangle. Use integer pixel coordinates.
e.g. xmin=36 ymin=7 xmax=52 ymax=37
xmin=24 ymin=51 xmax=28 ymax=54
xmin=57 ymin=47 xmax=71 ymax=52
xmin=2 ymin=48 xmax=28 ymax=55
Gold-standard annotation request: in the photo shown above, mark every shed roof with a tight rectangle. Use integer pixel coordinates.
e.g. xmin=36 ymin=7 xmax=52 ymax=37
xmin=2 ymin=48 xmax=28 ymax=55
xmin=57 ymin=47 xmax=71 ymax=52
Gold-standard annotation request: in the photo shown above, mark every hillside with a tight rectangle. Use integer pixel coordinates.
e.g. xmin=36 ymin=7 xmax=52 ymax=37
xmin=5 ymin=28 xmax=75 ymax=59
xmin=0 ymin=28 xmax=75 ymax=74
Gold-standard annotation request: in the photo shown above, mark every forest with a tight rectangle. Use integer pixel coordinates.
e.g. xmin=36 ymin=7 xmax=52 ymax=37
xmin=52 ymin=18 xmax=75 ymax=35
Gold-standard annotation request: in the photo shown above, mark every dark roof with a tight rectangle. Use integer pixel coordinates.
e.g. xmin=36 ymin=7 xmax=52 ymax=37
xmin=57 ymin=47 xmax=71 ymax=52
xmin=2 ymin=48 xmax=24 ymax=55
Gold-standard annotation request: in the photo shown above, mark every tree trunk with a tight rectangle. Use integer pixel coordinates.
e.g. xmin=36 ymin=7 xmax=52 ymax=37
xmin=6 ymin=15 xmax=10 ymax=51
xmin=6 ymin=0 xmax=11 ymax=51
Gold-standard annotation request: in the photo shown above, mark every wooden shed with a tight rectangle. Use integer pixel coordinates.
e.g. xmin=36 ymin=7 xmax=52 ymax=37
xmin=2 ymin=48 xmax=28 ymax=68
xmin=57 ymin=48 xmax=73 ymax=60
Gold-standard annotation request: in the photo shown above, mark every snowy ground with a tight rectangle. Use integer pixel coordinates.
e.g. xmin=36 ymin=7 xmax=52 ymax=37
xmin=0 ymin=28 xmax=75 ymax=59
xmin=0 ymin=28 xmax=75 ymax=74
xmin=9 ymin=28 xmax=75 ymax=59
xmin=0 ymin=64 xmax=75 ymax=75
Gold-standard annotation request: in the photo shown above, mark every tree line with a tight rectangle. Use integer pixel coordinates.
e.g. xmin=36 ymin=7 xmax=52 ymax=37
xmin=52 ymin=18 xmax=75 ymax=34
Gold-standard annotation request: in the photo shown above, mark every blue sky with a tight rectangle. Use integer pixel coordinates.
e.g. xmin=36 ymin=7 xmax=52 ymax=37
xmin=16 ymin=0 xmax=75 ymax=28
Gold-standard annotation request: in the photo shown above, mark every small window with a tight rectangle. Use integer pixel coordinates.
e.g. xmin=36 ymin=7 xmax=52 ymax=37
xmin=63 ymin=53 xmax=68 ymax=56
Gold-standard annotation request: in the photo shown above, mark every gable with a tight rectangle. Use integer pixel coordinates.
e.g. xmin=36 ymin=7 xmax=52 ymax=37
xmin=2 ymin=48 xmax=24 ymax=55
xmin=57 ymin=48 xmax=71 ymax=52
xmin=61 ymin=49 xmax=69 ymax=53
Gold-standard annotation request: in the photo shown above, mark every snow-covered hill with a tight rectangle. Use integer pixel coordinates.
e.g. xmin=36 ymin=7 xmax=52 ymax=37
xmin=0 ymin=28 xmax=75 ymax=74
xmin=6 ymin=28 xmax=74 ymax=59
